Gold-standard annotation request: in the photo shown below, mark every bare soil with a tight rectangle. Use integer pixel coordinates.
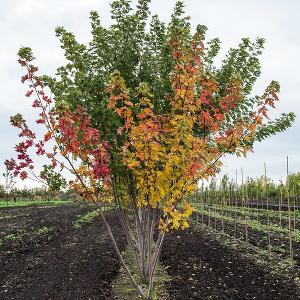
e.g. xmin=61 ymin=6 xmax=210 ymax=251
xmin=0 ymin=204 xmax=299 ymax=299
xmin=160 ymin=225 xmax=300 ymax=300
xmin=195 ymin=212 xmax=300 ymax=264
xmin=0 ymin=204 xmax=126 ymax=300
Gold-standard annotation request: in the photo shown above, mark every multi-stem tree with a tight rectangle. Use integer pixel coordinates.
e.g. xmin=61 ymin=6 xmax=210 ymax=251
xmin=5 ymin=1 xmax=295 ymax=298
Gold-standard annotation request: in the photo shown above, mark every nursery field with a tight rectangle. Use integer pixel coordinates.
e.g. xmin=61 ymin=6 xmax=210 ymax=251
xmin=0 ymin=203 xmax=299 ymax=299
xmin=1 ymin=0 xmax=300 ymax=298
xmin=190 ymin=193 xmax=300 ymax=266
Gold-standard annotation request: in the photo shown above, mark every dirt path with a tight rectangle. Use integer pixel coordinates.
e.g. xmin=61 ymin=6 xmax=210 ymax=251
xmin=0 ymin=205 xmax=126 ymax=300
xmin=160 ymin=225 xmax=300 ymax=300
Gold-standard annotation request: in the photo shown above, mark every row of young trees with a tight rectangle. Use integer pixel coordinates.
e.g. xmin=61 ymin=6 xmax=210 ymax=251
xmin=190 ymin=168 xmax=299 ymax=266
xmin=4 ymin=1 xmax=295 ymax=299
xmin=196 ymin=171 xmax=300 ymax=207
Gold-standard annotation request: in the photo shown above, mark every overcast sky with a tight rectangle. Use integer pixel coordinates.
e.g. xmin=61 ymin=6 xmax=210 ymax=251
xmin=0 ymin=0 xmax=299 ymax=188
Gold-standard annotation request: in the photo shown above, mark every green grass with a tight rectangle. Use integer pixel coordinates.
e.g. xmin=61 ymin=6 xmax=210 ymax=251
xmin=73 ymin=210 xmax=101 ymax=228
xmin=73 ymin=205 xmax=113 ymax=229
xmin=112 ymin=247 xmax=170 ymax=300
xmin=0 ymin=200 xmax=72 ymax=209
xmin=192 ymin=203 xmax=300 ymax=222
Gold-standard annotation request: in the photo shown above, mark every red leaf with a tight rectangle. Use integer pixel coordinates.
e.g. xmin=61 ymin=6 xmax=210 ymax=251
xmin=25 ymin=90 xmax=34 ymax=97
xmin=20 ymin=171 xmax=27 ymax=180
xmin=21 ymin=74 xmax=29 ymax=83
xmin=44 ymin=131 xmax=52 ymax=142
xmin=32 ymin=100 xmax=40 ymax=107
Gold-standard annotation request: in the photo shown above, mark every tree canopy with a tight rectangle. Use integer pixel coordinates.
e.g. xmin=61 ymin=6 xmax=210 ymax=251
xmin=42 ymin=0 xmax=294 ymax=153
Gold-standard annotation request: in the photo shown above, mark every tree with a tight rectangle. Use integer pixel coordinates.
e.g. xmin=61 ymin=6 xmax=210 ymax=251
xmin=0 ymin=184 xmax=5 ymax=199
xmin=5 ymin=1 xmax=294 ymax=298
xmin=2 ymin=166 xmax=16 ymax=200
xmin=40 ymin=165 xmax=67 ymax=200
xmin=287 ymin=172 xmax=300 ymax=197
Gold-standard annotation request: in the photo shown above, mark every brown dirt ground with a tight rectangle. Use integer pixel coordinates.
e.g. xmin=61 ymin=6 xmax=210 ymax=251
xmin=160 ymin=225 xmax=300 ymax=300
xmin=0 ymin=204 xmax=126 ymax=300
xmin=1 ymin=204 xmax=299 ymax=299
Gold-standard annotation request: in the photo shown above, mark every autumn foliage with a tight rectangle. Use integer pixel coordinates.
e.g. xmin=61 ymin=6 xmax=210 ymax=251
xmin=104 ymin=31 xmax=280 ymax=231
xmin=7 ymin=36 xmax=279 ymax=230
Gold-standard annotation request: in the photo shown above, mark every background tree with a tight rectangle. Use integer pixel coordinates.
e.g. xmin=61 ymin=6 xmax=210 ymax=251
xmin=1 ymin=166 xmax=16 ymax=201
xmin=0 ymin=184 xmax=5 ymax=199
xmin=287 ymin=172 xmax=300 ymax=197
xmin=40 ymin=165 xmax=67 ymax=200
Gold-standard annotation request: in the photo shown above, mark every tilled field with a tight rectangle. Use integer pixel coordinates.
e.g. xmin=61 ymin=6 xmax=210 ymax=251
xmin=0 ymin=203 xmax=126 ymax=300
xmin=161 ymin=227 xmax=300 ymax=300
xmin=0 ymin=203 xmax=299 ymax=299
xmin=193 ymin=212 xmax=300 ymax=264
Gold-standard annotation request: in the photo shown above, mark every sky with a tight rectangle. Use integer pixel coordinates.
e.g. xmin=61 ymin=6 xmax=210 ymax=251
xmin=0 ymin=0 xmax=299 ymax=188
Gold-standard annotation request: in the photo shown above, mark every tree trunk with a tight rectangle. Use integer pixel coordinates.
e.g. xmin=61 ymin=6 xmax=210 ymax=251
xmin=106 ymin=176 xmax=166 ymax=299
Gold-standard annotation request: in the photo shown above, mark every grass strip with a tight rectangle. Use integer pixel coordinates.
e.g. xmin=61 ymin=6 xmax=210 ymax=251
xmin=0 ymin=200 xmax=72 ymax=208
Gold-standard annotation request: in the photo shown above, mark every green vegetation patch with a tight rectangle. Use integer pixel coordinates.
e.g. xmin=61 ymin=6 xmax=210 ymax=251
xmin=73 ymin=210 xmax=101 ymax=229
xmin=0 ymin=200 xmax=72 ymax=209
xmin=4 ymin=230 xmax=26 ymax=241
xmin=0 ymin=226 xmax=53 ymax=248
xmin=195 ymin=206 xmax=300 ymax=242
xmin=112 ymin=247 xmax=170 ymax=300
xmin=73 ymin=205 xmax=114 ymax=229
xmin=36 ymin=226 xmax=52 ymax=235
